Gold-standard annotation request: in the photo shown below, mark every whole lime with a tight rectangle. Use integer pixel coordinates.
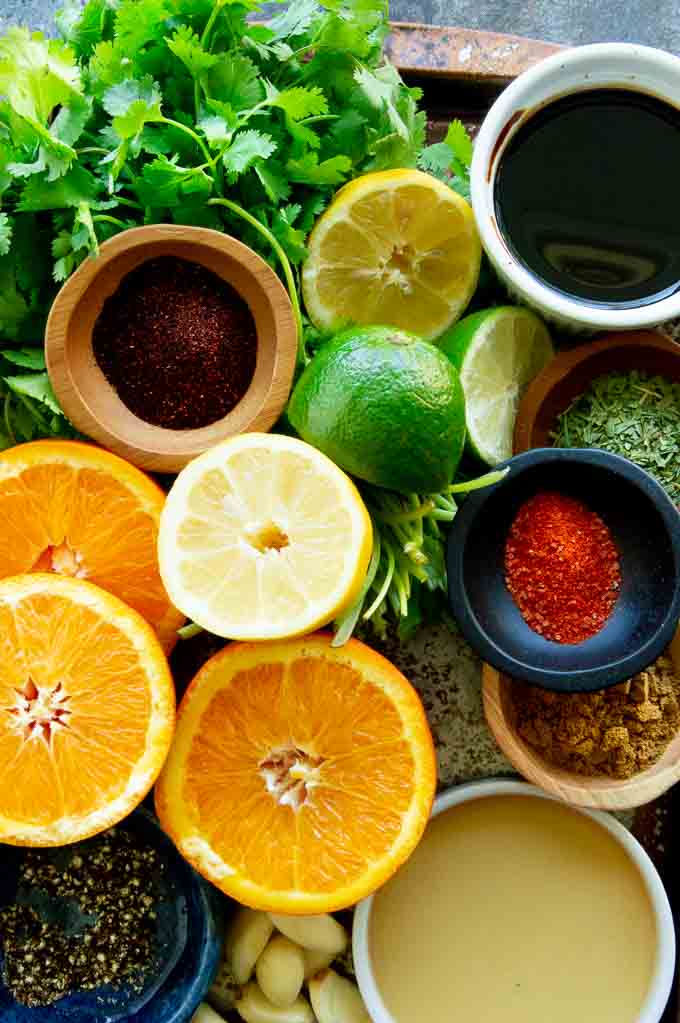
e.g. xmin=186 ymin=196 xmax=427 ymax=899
xmin=288 ymin=325 xmax=467 ymax=493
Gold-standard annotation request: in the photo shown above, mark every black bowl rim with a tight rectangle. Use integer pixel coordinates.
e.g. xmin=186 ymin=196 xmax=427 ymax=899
xmin=447 ymin=447 xmax=680 ymax=690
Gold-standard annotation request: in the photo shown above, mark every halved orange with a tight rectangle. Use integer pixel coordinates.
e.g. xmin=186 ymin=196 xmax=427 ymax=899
xmin=0 ymin=440 xmax=184 ymax=651
xmin=156 ymin=633 xmax=437 ymax=913
xmin=0 ymin=573 xmax=175 ymax=846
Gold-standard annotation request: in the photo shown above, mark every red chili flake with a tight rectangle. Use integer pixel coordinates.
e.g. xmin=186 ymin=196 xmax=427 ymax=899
xmin=504 ymin=490 xmax=621 ymax=644
xmin=92 ymin=256 xmax=257 ymax=430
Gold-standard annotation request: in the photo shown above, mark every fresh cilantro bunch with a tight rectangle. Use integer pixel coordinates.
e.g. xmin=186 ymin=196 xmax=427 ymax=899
xmin=0 ymin=0 xmax=473 ymax=443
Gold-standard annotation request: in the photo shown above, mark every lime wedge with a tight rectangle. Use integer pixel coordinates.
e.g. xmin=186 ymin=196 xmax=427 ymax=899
xmin=439 ymin=306 xmax=554 ymax=466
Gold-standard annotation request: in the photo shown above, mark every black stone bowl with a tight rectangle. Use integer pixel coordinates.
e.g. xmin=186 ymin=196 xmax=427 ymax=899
xmin=447 ymin=448 xmax=680 ymax=691
xmin=0 ymin=808 xmax=223 ymax=1023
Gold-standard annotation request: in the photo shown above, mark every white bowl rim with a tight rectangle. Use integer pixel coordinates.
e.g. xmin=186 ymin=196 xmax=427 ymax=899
xmin=353 ymin=779 xmax=676 ymax=1023
xmin=470 ymin=42 xmax=680 ymax=329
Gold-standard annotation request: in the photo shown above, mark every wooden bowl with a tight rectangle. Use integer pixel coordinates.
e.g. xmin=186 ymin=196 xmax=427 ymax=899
xmin=46 ymin=225 xmax=298 ymax=473
xmin=482 ymin=626 xmax=680 ymax=809
xmin=513 ymin=330 xmax=680 ymax=453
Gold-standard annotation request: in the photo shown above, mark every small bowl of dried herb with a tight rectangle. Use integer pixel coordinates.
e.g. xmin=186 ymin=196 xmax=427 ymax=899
xmin=446 ymin=447 xmax=680 ymax=691
xmin=0 ymin=807 xmax=224 ymax=1023
xmin=513 ymin=330 xmax=680 ymax=506
xmin=482 ymin=625 xmax=680 ymax=809
xmin=45 ymin=225 xmax=298 ymax=473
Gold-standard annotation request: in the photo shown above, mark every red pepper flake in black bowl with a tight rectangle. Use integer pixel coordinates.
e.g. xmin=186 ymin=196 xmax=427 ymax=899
xmin=92 ymin=256 xmax=257 ymax=430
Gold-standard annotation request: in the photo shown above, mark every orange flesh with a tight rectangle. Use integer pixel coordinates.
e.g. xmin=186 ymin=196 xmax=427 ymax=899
xmin=182 ymin=655 xmax=418 ymax=894
xmin=0 ymin=592 xmax=153 ymax=828
xmin=0 ymin=455 xmax=177 ymax=641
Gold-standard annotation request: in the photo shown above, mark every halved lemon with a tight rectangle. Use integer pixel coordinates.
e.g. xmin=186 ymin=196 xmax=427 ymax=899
xmin=302 ymin=168 xmax=481 ymax=341
xmin=155 ymin=633 xmax=437 ymax=912
xmin=157 ymin=434 xmax=372 ymax=641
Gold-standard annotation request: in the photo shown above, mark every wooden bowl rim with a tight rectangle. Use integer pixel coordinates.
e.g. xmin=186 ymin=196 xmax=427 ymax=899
xmin=513 ymin=330 xmax=680 ymax=455
xmin=45 ymin=225 xmax=298 ymax=473
xmin=482 ymin=626 xmax=680 ymax=810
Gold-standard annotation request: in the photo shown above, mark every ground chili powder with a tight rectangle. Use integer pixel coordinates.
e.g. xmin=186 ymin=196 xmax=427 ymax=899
xmin=504 ymin=490 xmax=620 ymax=644
xmin=93 ymin=256 xmax=257 ymax=429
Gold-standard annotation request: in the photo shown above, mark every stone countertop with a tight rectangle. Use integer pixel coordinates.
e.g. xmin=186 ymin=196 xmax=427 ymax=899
xmin=4 ymin=0 xmax=680 ymax=53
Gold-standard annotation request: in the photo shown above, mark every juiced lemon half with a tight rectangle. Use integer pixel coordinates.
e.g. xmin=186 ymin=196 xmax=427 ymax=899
xmin=302 ymin=168 xmax=481 ymax=341
xmin=157 ymin=434 xmax=372 ymax=640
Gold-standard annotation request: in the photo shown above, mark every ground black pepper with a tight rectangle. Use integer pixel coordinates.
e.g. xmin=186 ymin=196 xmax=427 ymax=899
xmin=93 ymin=256 xmax=257 ymax=429
xmin=0 ymin=825 xmax=165 ymax=1008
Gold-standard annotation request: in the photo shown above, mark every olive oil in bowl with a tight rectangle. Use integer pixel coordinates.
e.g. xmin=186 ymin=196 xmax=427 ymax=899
xmin=494 ymin=88 xmax=680 ymax=308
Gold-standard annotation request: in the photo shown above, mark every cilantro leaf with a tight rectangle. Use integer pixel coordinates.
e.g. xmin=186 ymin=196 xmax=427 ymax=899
xmin=254 ymin=160 xmax=291 ymax=203
xmin=286 ymin=152 xmax=351 ymax=185
xmin=445 ymin=119 xmax=473 ymax=170
xmin=272 ymin=86 xmax=328 ymax=121
xmin=0 ymin=260 xmax=30 ymax=339
xmin=198 ymin=111 xmax=236 ymax=147
xmin=206 ymin=54 xmax=263 ymax=112
xmin=418 ymin=141 xmax=456 ymax=179
xmin=17 ymin=164 xmax=97 ymax=211
xmin=0 ymin=28 xmax=82 ymax=125
xmin=112 ymin=97 xmax=163 ymax=141
xmin=222 ymin=130 xmax=276 ymax=177
xmin=1 ymin=347 xmax=46 ymax=370
xmin=57 ymin=0 xmax=113 ymax=60
xmin=267 ymin=0 xmax=319 ymax=41
xmin=3 ymin=371 xmax=62 ymax=414
xmin=114 ymin=0 xmax=172 ymax=55
xmin=166 ymin=26 xmax=218 ymax=78
xmin=103 ymin=77 xmax=162 ymax=117
xmin=134 ymin=155 xmax=212 ymax=207
xmin=0 ymin=213 xmax=12 ymax=256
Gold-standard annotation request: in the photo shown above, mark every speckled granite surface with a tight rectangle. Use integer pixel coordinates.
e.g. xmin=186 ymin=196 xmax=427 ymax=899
xmin=370 ymin=622 xmax=512 ymax=787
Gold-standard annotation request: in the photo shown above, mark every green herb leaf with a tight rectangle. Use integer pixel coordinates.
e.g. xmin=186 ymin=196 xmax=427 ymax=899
xmin=102 ymin=77 xmax=162 ymax=117
xmin=222 ymin=130 xmax=276 ymax=177
xmin=1 ymin=347 xmax=46 ymax=370
xmin=0 ymin=28 xmax=82 ymax=124
xmin=166 ymin=26 xmax=218 ymax=78
xmin=286 ymin=152 xmax=351 ymax=185
xmin=272 ymin=86 xmax=328 ymax=122
xmin=205 ymin=54 xmax=263 ymax=111
xmin=444 ymin=118 xmax=473 ymax=169
xmin=3 ymin=371 xmax=62 ymax=413
xmin=0 ymin=213 xmax=13 ymax=257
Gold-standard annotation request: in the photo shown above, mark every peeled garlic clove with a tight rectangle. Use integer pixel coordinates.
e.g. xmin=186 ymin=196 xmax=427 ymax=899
xmin=193 ymin=1004 xmax=227 ymax=1023
xmin=269 ymin=914 xmax=348 ymax=955
xmin=303 ymin=947 xmax=335 ymax=980
xmin=208 ymin=952 xmax=239 ymax=1014
xmin=256 ymin=935 xmax=305 ymax=1007
xmin=309 ymin=969 xmax=371 ymax=1023
xmin=226 ymin=908 xmax=275 ymax=984
xmin=235 ymin=982 xmax=315 ymax=1023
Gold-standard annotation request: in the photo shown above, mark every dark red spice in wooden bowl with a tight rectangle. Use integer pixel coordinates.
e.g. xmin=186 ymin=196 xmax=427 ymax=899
xmin=92 ymin=256 xmax=257 ymax=430
xmin=504 ymin=490 xmax=621 ymax=644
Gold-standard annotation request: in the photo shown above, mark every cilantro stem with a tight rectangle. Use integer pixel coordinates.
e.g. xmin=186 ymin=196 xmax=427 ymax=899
xmin=93 ymin=214 xmax=129 ymax=229
xmin=160 ymin=117 xmax=212 ymax=165
xmin=208 ymin=197 xmax=305 ymax=363
xmin=178 ymin=622 xmax=204 ymax=640
xmin=447 ymin=467 xmax=509 ymax=493
xmin=364 ymin=541 xmax=395 ymax=619
xmin=114 ymin=196 xmax=143 ymax=210
xmin=193 ymin=3 xmax=222 ymax=120
xmin=3 ymin=393 xmax=15 ymax=445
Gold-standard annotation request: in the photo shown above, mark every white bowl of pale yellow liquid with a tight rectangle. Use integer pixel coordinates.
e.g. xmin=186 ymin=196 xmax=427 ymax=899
xmin=353 ymin=780 xmax=675 ymax=1023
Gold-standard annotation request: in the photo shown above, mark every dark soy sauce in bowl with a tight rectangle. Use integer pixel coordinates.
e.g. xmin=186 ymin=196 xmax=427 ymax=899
xmin=494 ymin=88 xmax=680 ymax=309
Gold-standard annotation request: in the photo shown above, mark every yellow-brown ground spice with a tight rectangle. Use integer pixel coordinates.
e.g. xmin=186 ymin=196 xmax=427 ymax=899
xmin=511 ymin=653 xmax=679 ymax=778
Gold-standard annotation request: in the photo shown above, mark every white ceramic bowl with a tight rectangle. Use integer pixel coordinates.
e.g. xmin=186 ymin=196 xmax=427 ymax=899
xmin=354 ymin=779 xmax=675 ymax=1023
xmin=470 ymin=43 xmax=680 ymax=330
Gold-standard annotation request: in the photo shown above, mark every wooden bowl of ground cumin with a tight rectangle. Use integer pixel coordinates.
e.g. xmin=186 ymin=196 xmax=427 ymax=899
xmin=483 ymin=625 xmax=680 ymax=809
